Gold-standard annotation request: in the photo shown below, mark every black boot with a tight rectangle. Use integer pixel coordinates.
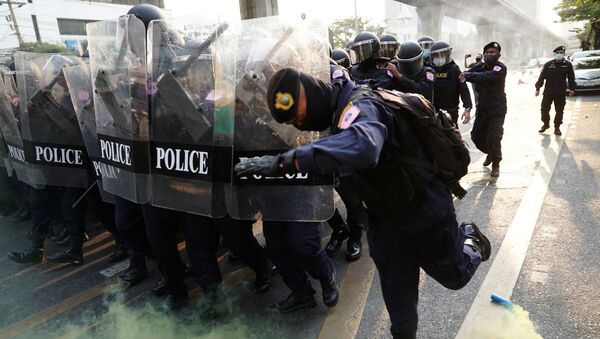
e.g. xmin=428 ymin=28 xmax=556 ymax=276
xmin=271 ymin=293 xmax=317 ymax=313
xmin=460 ymin=222 xmax=491 ymax=261
xmin=491 ymin=161 xmax=500 ymax=177
xmin=47 ymin=248 xmax=84 ymax=265
xmin=482 ymin=154 xmax=492 ymax=167
xmin=118 ymin=261 xmax=148 ymax=288
xmin=345 ymin=239 xmax=362 ymax=262
xmin=554 ymin=126 xmax=562 ymax=136
xmin=539 ymin=124 xmax=550 ymax=133
xmin=325 ymin=227 xmax=349 ymax=256
xmin=163 ymin=292 xmax=189 ymax=311
xmin=254 ymin=271 xmax=272 ymax=295
xmin=108 ymin=238 xmax=128 ymax=263
xmin=197 ymin=284 xmax=232 ymax=319
xmin=152 ymin=277 xmax=168 ymax=297
xmin=320 ymin=275 xmax=339 ymax=307
xmin=8 ymin=247 xmax=43 ymax=264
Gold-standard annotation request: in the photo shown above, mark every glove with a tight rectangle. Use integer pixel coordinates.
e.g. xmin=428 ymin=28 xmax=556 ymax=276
xmin=234 ymin=149 xmax=297 ymax=177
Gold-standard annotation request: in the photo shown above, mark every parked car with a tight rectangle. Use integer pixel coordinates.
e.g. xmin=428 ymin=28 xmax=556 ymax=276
xmin=570 ymin=49 xmax=600 ymax=61
xmin=572 ymin=56 xmax=600 ymax=92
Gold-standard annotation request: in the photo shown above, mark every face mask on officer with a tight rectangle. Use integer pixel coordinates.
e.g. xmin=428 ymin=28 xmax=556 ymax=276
xmin=433 ymin=57 xmax=445 ymax=67
xmin=422 ymin=49 xmax=430 ymax=61
xmin=267 ymin=67 xmax=335 ymax=132
xmin=555 ymin=53 xmax=565 ymax=61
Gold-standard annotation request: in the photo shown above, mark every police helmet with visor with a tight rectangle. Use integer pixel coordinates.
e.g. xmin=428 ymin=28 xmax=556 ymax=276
xmin=379 ymin=34 xmax=400 ymax=60
xmin=348 ymin=32 xmax=381 ymax=65
xmin=397 ymin=40 xmax=424 ymax=77
xmin=430 ymin=41 xmax=452 ymax=67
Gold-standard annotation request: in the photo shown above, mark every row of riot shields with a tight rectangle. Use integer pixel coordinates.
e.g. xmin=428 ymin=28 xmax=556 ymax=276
xmin=0 ymin=15 xmax=334 ymax=221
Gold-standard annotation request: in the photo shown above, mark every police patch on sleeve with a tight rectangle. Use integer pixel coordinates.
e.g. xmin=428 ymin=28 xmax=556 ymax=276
xmin=493 ymin=65 xmax=502 ymax=72
xmin=332 ymin=69 xmax=345 ymax=79
xmin=459 ymin=72 xmax=466 ymax=83
xmin=338 ymin=102 xmax=360 ymax=129
xmin=426 ymin=72 xmax=434 ymax=81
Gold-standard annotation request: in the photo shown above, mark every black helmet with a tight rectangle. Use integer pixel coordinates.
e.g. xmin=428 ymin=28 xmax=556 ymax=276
xmin=417 ymin=36 xmax=434 ymax=50
xmin=397 ymin=40 xmax=424 ymax=77
xmin=430 ymin=41 xmax=452 ymax=67
xmin=81 ymin=50 xmax=89 ymax=58
xmin=127 ymin=4 xmax=165 ymax=29
xmin=379 ymin=34 xmax=399 ymax=60
xmin=348 ymin=31 xmax=380 ymax=65
xmin=332 ymin=48 xmax=350 ymax=68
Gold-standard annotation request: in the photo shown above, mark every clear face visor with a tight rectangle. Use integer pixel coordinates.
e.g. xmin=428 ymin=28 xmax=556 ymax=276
xmin=419 ymin=41 xmax=433 ymax=50
xmin=430 ymin=47 xmax=452 ymax=67
xmin=380 ymin=41 xmax=399 ymax=59
xmin=397 ymin=57 xmax=424 ymax=77
xmin=349 ymin=39 xmax=375 ymax=64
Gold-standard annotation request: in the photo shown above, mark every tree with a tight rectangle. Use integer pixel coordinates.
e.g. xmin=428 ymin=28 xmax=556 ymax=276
xmin=329 ymin=17 xmax=388 ymax=48
xmin=555 ymin=0 xmax=600 ymax=49
xmin=17 ymin=42 xmax=72 ymax=54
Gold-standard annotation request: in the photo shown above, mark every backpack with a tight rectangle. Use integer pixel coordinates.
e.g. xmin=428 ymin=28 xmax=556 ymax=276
xmin=351 ymin=84 xmax=470 ymax=200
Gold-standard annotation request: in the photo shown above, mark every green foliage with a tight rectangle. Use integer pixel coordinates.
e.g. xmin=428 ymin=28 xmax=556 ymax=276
xmin=555 ymin=0 xmax=600 ymax=49
xmin=17 ymin=42 xmax=72 ymax=54
xmin=555 ymin=0 xmax=600 ymax=23
xmin=329 ymin=17 xmax=388 ymax=48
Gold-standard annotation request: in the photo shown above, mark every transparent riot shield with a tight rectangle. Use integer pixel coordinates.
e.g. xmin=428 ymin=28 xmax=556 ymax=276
xmin=228 ymin=17 xmax=334 ymax=221
xmin=146 ymin=17 xmax=237 ymax=217
xmin=63 ymin=63 xmax=116 ymax=204
xmin=14 ymin=51 xmax=88 ymax=189
xmin=87 ymin=15 xmax=150 ymax=203
xmin=0 ymin=67 xmax=33 ymax=186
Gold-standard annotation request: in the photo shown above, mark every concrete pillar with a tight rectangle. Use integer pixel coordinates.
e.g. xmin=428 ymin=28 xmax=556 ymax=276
xmin=477 ymin=23 xmax=497 ymax=45
xmin=239 ymin=0 xmax=278 ymax=20
xmin=415 ymin=4 xmax=446 ymax=40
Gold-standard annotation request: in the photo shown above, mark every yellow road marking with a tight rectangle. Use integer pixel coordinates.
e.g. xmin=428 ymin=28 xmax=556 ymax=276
xmin=318 ymin=236 xmax=376 ymax=339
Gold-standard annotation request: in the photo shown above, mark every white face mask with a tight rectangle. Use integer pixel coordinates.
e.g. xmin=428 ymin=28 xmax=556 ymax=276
xmin=555 ymin=53 xmax=565 ymax=61
xmin=433 ymin=57 xmax=446 ymax=67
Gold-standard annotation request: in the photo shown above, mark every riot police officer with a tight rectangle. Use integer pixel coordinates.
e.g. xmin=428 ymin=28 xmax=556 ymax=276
xmin=379 ymin=34 xmax=400 ymax=60
xmin=348 ymin=32 xmax=392 ymax=87
xmin=331 ymin=48 xmax=351 ymax=69
xmin=235 ymin=67 xmax=491 ymax=339
xmin=535 ymin=45 xmax=575 ymax=136
xmin=430 ymin=40 xmax=473 ymax=125
xmin=386 ymin=40 xmax=435 ymax=101
xmin=417 ymin=35 xmax=434 ymax=65
xmin=464 ymin=42 xmax=507 ymax=177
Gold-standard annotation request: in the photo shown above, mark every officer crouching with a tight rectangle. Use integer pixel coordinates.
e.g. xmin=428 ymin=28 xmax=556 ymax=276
xmin=234 ymin=68 xmax=492 ymax=339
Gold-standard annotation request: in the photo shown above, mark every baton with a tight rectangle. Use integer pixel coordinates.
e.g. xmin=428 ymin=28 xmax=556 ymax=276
xmin=71 ymin=181 xmax=97 ymax=209
xmin=173 ymin=22 xmax=229 ymax=76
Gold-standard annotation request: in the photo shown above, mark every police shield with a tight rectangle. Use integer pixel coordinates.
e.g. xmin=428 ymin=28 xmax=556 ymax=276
xmin=87 ymin=15 xmax=150 ymax=203
xmin=146 ymin=17 xmax=237 ymax=216
xmin=229 ymin=17 xmax=334 ymax=221
xmin=14 ymin=51 xmax=88 ymax=189
xmin=0 ymin=67 xmax=33 ymax=186
xmin=63 ymin=63 xmax=116 ymax=204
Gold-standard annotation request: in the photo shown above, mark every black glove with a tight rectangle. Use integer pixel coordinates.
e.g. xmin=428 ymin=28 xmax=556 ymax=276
xmin=234 ymin=149 xmax=297 ymax=177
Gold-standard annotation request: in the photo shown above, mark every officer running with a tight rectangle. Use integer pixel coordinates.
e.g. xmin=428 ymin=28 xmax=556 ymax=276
xmin=535 ymin=45 xmax=575 ymax=136
xmin=430 ymin=40 xmax=473 ymax=125
xmin=463 ymin=42 xmax=507 ymax=178
xmin=235 ymin=67 xmax=491 ymax=339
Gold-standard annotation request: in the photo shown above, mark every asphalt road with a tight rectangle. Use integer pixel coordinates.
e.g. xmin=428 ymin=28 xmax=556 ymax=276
xmin=0 ymin=71 xmax=598 ymax=339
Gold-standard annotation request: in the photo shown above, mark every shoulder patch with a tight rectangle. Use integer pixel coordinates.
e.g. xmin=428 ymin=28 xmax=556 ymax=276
xmin=332 ymin=69 xmax=345 ymax=79
xmin=338 ymin=102 xmax=361 ymax=129
xmin=493 ymin=65 xmax=502 ymax=72
xmin=459 ymin=73 xmax=466 ymax=83
xmin=426 ymin=72 xmax=435 ymax=81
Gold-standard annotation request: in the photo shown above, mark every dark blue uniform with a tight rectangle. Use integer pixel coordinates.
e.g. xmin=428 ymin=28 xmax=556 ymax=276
xmin=294 ymin=79 xmax=482 ymax=336
xmin=349 ymin=63 xmax=392 ymax=88
xmin=433 ymin=61 xmax=472 ymax=125
xmin=464 ymin=61 xmax=507 ymax=163
xmin=390 ymin=64 xmax=435 ymax=101
xmin=535 ymin=59 xmax=575 ymax=128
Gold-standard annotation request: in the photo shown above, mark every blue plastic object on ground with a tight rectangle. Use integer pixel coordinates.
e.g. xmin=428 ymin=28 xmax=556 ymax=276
xmin=491 ymin=293 xmax=513 ymax=309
